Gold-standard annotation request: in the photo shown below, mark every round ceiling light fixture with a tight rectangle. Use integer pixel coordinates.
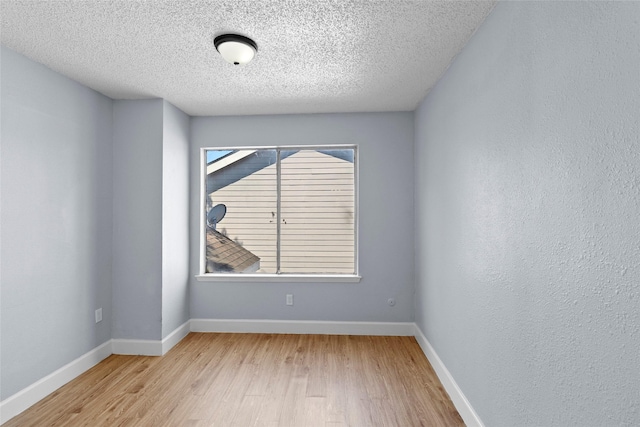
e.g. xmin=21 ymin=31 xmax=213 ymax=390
xmin=213 ymin=34 xmax=257 ymax=65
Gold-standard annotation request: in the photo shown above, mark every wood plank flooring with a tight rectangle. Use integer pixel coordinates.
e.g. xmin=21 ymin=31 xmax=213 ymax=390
xmin=5 ymin=333 xmax=464 ymax=426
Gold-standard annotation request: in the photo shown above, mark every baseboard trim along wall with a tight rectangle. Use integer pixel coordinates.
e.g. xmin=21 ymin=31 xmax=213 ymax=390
xmin=162 ymin=321 xmax=191 ymax=355
xmin=0 ymin=321 xmax=191 ymax=425
xmin=111 ymin=338 xmax=163 ymax=356
xmin=413 ymin=325 xmax=485 ymax=427
xmin=1 ymin=321 xmax=480 ymax=426
xmin=0 ymin=340 xmax=112 ymax=425
xmin=190 ymin=319 xmax=416 ymax=336
xmin=111 ymin=320 xmax=191 ymax=356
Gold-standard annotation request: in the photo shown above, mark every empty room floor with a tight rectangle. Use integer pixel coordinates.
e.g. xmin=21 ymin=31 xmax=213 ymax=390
xmin=5 ymin=333 xmax=463 ymax=426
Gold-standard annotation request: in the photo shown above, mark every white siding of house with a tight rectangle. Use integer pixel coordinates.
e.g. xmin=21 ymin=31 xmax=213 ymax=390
xmin=208 ymin=150 xmax=355 ymax=274
xmin=280 ymin=150 xmax=355 ymax=273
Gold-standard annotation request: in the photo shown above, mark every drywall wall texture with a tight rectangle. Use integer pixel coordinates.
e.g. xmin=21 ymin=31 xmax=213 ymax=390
xmin=414 ymin=2 xmax=639 ymax=426
xmin=1 ymin=47 xmax=113 ymax=400
xmin=161 ymin=101 xmax=190 ymax=337
xmin=190 ymin=113 xmax=414 ymax=322
xmin=112 ymin=99 xmax=164 ymax=340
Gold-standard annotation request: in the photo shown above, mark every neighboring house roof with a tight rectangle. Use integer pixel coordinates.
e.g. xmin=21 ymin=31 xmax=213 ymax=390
xmin=206 ymin=150 xmax=256 ymax=175
xmin=206 ymin=228 xmax=260 ymax=273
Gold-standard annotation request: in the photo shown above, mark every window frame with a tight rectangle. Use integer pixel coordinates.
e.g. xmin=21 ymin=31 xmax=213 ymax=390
xmin=196 ymin=144 xmax=361 ymax=282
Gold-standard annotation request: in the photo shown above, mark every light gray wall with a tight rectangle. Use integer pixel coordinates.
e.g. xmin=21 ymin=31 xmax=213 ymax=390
xmin=190 ymin=113 xmax=414 ymax=321
xmin=112 ymin=99 xmax=190 ymax=341
xmin=112 ymin=99 xmax=164 ymax=340
xmin=414 ymin=2 xmax=640 ymax=426
xmin=1 ymin=46 xmax=113 ymax=399
xmin=161 ymin=101 xmax=190 ymax=337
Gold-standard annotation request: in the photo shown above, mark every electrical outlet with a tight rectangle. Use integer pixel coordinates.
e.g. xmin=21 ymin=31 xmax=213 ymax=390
xmin=286 ymin=294 xmax=294 ymax=306
xmin=95 ymin=308 xmax=103 ymax=323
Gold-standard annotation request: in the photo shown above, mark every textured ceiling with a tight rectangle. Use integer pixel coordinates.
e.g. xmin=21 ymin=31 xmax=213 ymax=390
xmin=0 ymin=0 xmax=496 ymax=116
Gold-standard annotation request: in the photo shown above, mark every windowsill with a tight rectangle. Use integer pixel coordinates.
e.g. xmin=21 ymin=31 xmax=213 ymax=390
xmin=195 ymin=274 xmax=362 ymax=283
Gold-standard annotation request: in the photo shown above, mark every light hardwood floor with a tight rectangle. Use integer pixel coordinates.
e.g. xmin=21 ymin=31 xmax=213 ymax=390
xmin=5 ymin=333 xmax=464 ymax=426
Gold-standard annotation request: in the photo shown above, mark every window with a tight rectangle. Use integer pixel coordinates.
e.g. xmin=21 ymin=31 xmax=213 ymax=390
xmin=198 ymin=146 xmax=359 ymax=281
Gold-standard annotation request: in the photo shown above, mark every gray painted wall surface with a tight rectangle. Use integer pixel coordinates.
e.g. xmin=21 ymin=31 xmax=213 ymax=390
xmin=161 ymin=101 xmax=190 ymax=337
xmin=190 ymin=113 xmax=415 ymax=322
xmin=414 ymin=2 xmax=640 ymax=426
xmin=1 ymin=46 xmax=113 ymax=399
xmin=112 ymin=99 xmax=163 ymax=340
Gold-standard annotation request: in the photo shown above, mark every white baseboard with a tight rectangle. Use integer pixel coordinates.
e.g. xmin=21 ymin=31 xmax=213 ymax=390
xmin=413 ymin=325 xmax=485 ymax=427
xmin=112 ymin=321 xmax=191 ymax=356
xmin=1 ymin=321 xmax=479 ymax=427
xmin=111 ymin=338 xmax=163 ymax=356
xmin=162 ymin=321 xmax=191 ymax=355
xmin=0 ymin=322 xmax=191 ymax=424
xmin=190 ymin=319 xmax=415 ymax=336
xmin=0 ymin=340 xmax=112 ymax=425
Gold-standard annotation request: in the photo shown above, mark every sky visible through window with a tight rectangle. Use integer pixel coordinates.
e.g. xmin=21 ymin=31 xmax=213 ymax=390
xmin=207 ymin=150 xmax=232 ymax=163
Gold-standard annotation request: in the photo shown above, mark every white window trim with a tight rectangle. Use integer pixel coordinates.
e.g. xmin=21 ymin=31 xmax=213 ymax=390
xmin=198 ymin=145 xmax=360 ymax=281
xmin=195 ymin=274 xmax=361 ymax=283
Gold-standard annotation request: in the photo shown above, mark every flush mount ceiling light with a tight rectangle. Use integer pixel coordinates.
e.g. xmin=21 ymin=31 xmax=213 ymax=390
xmin=214 ymin=34 xmax=257 ymax=65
